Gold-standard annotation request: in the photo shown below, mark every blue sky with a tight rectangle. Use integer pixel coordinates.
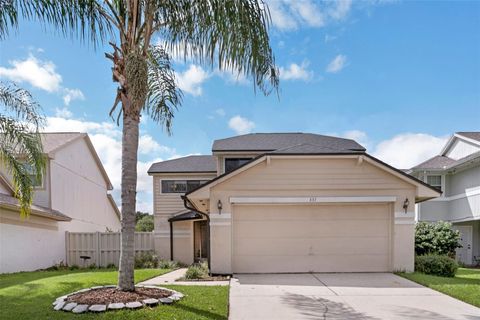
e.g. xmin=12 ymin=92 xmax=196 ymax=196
xmin=1 ymin=0 xmax=479 ymax=212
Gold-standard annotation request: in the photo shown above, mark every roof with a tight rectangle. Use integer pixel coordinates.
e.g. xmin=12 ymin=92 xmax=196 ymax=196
xmin=212 ymin=133 xmax=366 ymax=153
xmin=41 ymin=132 xmax=85 ymax=154
xmin=168 ymin=210 xmax=203 ymax=222
xmin=0 ymin=193 xmax=71 ymax=221
xmin=148 ymin=155 xmax=217 ymax=174
xmin=456 ymin=132 xmax=480 ymax=143
xmin=411 ymin=155 xmax=458 ymax=170
xmin=270 ymin=143 xmax=364 ymax=155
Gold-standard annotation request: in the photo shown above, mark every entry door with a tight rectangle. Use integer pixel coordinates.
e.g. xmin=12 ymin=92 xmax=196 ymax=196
xmin=454 ymin=226 xmax=473 ymax=265
xmin=194 ymin=221 xmax=208 ymax=262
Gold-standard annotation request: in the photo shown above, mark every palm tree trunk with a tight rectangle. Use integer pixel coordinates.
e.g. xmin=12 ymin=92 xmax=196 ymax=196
xmin=118 ymin=110 xmax=139 ymax=291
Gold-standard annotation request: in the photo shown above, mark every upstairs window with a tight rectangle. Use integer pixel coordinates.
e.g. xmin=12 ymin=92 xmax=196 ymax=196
xmin=161 ymin=180 xmax=208 ymax=193
xmin=23 ymin=163 xmax=43 ymax=188
xmin=427 ymin=175 xmax=442 ymax=192
xmin=224 ymin=158 xmax=252 ymax=173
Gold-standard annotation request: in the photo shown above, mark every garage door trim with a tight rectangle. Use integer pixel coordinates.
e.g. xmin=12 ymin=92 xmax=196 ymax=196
xmin=230 ymin=196 xmax=397 ymax=204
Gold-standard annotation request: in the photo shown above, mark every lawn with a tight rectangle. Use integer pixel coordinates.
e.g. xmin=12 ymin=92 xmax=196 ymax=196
xmin=0 ymin=268 xmax=229 ymax=320
xmin=398 ymin=268 xmax=480 ymax=308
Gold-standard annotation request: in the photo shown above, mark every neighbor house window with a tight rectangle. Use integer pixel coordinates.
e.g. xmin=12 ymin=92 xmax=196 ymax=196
xmin=161 ymin=180 xmax=208 ymax=193
xmin=224 ymin=158 xmax=252 ymax=173
xmin=23 ymin=163 xmax=43 ymax=188
xmin=427 ymin=175 xmax=442 ymax=191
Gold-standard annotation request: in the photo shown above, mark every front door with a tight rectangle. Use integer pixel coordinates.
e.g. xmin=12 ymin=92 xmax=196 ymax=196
xmin=454 ymin=225 xmax=473 ymax=265
xmin=194 ymin=220 xmax=208 ymax=262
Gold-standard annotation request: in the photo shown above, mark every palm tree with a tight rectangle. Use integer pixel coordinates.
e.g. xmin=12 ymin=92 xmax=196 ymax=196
xmin=3 ymin=0 xmax=279 ymax=291
xmin=0 ymin=83 xmax=45 ymax=217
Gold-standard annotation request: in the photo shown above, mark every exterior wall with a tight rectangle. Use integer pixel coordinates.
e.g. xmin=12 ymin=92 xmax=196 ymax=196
xmin=205 ymin=157 xmax=417 ymax=274
xmin=50 ymin=138 xmax=121 ymax=232
xmin=447 ymin=166 xmax=480 ymax=196
xmin=0 ymin=207 xmax=65 ymax=273
xmin=152 ymin=173 xmax=215 ymax=264
xmin=445 ymin=139 xmax=480 ymax=160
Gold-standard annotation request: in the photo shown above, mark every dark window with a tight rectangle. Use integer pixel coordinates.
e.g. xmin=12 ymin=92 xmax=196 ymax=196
xmin=161 ymin=180 xmax=209 ymax=193
xmin=224 ymin=158 xmax=252 ymax=173
xmin=427 ymin=175 xmax=442 ymax=192
xmin=23 ymin=163 xmax=43 ymax=188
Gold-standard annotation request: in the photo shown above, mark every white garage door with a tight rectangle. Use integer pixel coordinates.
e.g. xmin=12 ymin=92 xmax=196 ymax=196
xmin=232 ymin=203 xmax=392 ymax=273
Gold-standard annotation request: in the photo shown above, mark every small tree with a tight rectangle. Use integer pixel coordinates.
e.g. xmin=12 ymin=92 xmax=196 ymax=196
xmin=415 ymin=221 xmax=461 ymax=256
xmin=135 ymin=214 xmax=153 ymax=232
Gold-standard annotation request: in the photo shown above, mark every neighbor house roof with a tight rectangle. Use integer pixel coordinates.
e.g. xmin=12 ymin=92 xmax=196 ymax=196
xmin=148 ymin=155 xmax=217 ymax=174
xmin=0 ymin=193 xmax=71 ymax=221
xmin=212 ymin=133 xmax=366 ymax=153
xmin=456 ymin=132 xmax=480 ymax=143
xmin=411 ymin=151 xmax=480 ymax=171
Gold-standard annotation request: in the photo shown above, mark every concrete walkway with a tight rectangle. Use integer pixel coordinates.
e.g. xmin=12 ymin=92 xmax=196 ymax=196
xmin=139 ymin=268 xmax=230 ymax=286
xmin=229 ymin=273 xmax=480 ymax=320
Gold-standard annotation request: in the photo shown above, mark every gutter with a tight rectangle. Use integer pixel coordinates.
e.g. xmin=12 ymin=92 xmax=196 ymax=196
xmin=181 ymin=195 xmax=211 ymax=274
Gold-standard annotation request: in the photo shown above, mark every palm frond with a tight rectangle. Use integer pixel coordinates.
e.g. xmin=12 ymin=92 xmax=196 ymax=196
xmin=157 ymin=0 xmax=279 ymax=95
xmin=145 ymin=45 xmax=182 ymax=135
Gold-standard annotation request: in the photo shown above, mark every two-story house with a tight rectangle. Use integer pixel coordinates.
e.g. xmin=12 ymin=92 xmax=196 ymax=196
xmin=409 ymin=132 xmax=480 ymax=266
xmin=149 ymin=133 xmax=439 ymax=274
xmin=0 ymin=133 xmax=121 ymax=273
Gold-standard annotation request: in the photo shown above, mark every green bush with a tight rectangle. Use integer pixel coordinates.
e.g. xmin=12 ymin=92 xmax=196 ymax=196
xmin=158 ymin=259 xmax=179 ymax=269
xmin=415 ymin=254 xmax=458 ymax=277
xmin=134 ymin=251 xmax=159 ymax=269
xmin=105 ymin=263 xmax=116 ymax=269
xmin=185 ymin=262 xmax=209 ymax=280
xmin=415 ymin=221 xmax=461 ymax=256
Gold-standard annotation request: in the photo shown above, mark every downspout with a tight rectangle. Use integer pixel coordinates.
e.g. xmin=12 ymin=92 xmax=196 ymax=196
xmin=169 ymin=221 xmax=173 ymax=261
xmin=182 ymin=195 xmax=211 ymax=274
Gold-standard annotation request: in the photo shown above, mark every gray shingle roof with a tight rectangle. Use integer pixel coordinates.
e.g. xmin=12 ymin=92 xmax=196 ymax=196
xmin=411 ymin=155 xmax=458 ymax=170
xmin=0 ymin=193 xmax=71 ymax=221
xmin=148 ymin=155 xmax=216 ymax=174
xmin=457 ymin=132 xmax=480 ymax=143
xmin=269 ymin=143 xmax=364 ymax=154
xmin=41 ymin=133 xmax=85 ymax=154
xmin=212 ymin=133 xmax=366 ymax=153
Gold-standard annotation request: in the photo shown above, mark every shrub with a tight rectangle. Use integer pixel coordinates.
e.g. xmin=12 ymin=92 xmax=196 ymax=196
xmin=185 ymin=261 xmax=209 ymax=280
xmin=106 ymin=263 xmax=116 ymax=269
xmin=134 ymin=251 xmax=158 ymax=268
xmin=158 ymin=259 xmax=179 ymax=269
xmin=69 ymin=265 xmax=80 ymax=270
xmin=415 ymin=221 xmax=461 ymax=256
xmin=415 ymin=254 xmax=458 ymax=277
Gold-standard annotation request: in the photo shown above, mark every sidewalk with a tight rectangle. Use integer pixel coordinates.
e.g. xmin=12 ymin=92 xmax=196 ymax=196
xmin=139 ymin=268 xmax=230 ymax=286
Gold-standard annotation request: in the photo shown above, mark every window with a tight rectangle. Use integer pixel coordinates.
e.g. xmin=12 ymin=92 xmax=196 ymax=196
xmin=427 ymin=175 xmax=442 ymax=191
xmin=224 ymin=158 xmax=252 ymax=173
xmin=23 ymin=163 xmax=43 ymax=188
xmin=161 ymin=180 xmax=209 ymax=193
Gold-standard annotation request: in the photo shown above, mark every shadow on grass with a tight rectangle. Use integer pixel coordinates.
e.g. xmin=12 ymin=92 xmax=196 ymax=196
xmin=171 ymin=302 xmax=227 ymax=320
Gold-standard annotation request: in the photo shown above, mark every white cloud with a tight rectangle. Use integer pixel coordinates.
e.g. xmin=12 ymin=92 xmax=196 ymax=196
xmin=265 ymin=0 xmax=353 ymax=31
xmin=215 ymin=69 xmax=249 ymax=85
xmin=326 ymin=54 xmax=348 ymax=73
xmin=0 ymin=54 xmax=62 ymax=92
xmin=228 ymin=115 xmax=255 ymax=135
xmin=215 ymin=108 xmax=226 ymax=117
xmin=63 ymin=88 xmax=85 ymax=106
xmin=372 ymin=133 xmax=449 ymax=169
xmin=54 ymin=107 xmax=73 ymax=118
xmin=139 ymin=135 xmax=174 ymax=155
xmin=279 ymin=61 xmax=313 ymax=81
xmin=175 ymin=64 xmax=210 ymax=96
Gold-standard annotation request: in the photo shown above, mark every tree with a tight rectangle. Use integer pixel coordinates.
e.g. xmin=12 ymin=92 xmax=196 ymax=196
xmin=0 ymin=83 xmax=45 ymax=217
xmin=4 ymin=0 xmax=279 ymax=291
xmin=135 ymin=214 xmax=154 ymax=232
xmin=415 ymin=221 xmax=462 ymax=256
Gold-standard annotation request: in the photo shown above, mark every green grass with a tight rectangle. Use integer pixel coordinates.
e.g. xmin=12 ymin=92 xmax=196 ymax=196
xmin=398 ymin=268 xmax=480 ymax=307
xmin=0 ymin=269 xmax=229 ymax=319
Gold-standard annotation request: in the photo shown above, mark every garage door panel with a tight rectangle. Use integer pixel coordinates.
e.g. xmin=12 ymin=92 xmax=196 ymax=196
xmin=234 ymin=219 xmax=390 ymax=238
xmin=232 ymin=204 xmax=392 ymax=273
xmin=234 ymin=237 xmax=390 ymax=256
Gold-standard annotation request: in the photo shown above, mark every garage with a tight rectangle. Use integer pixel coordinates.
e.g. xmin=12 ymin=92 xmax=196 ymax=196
xmin=232 ymin=203 xmax=393 ymax=273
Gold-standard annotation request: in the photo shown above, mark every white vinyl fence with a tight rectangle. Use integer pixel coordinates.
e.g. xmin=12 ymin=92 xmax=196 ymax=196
xmin=65 ymin=232 xmax=154 ymax=267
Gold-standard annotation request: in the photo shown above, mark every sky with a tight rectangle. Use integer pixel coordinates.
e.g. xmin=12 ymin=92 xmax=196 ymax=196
xmin=1 ymin=0 xmax=479 ymax=213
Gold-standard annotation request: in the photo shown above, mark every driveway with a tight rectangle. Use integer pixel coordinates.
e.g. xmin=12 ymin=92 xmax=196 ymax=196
xmin=229 ymin=273 xmax=480 ymax=320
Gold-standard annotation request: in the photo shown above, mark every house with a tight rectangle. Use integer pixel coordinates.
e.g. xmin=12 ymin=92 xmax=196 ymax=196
xmin=409 ymin=132 xmax=480 ymax=266
xmin=148 ymin=133 xmax=440 ymax=274
xmin=0 ymin=133 xmax=121 ymax=273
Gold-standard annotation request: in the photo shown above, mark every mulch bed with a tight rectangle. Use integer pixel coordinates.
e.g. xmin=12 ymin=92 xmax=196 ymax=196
xmin=66 ymin=287 xmax=171 ymax=305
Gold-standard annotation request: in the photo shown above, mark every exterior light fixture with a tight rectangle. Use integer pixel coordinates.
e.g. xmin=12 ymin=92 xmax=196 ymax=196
xmin=217 ymin=200 xmax=223 ymax=214
xmin=403 ymin=198 xmax=410 ymax=214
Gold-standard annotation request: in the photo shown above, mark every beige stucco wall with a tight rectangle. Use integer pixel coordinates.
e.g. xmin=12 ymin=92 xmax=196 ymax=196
xmin=204 ymin=157 xmax=417 ymax=274
xmin=152 ymin=173 xmax=215 ymax=264
xmin=0 ymin=208 xmax=65 ymax=273
xmin=50 ymin=138 xmax=121 ymax=232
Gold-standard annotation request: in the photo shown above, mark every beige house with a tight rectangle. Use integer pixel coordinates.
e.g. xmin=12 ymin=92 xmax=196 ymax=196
xmin=409 ymin=132 xmax=480 ymax=266
xmin=149 ymin=133 xmax=440 ymax=274
xmin=0 ymin=133 xmax=121 ymax=273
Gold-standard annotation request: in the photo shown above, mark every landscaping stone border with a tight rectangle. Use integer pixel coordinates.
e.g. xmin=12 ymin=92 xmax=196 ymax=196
xmin=52 ymin=285 xmax=184 ymax=314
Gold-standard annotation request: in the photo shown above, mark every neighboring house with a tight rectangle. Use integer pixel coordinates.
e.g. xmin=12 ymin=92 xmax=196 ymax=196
xmin=0 ymin=133 xmax=121 ymax=273
xmin=149 ymin=133 xmax=440 ymax=274
xmin=409 ymin=132 xmax=480 ymax=266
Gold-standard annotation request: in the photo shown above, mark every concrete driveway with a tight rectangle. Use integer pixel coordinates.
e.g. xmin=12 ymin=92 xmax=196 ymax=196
xmin=229 ymin=273 xmax=480 ymax=320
